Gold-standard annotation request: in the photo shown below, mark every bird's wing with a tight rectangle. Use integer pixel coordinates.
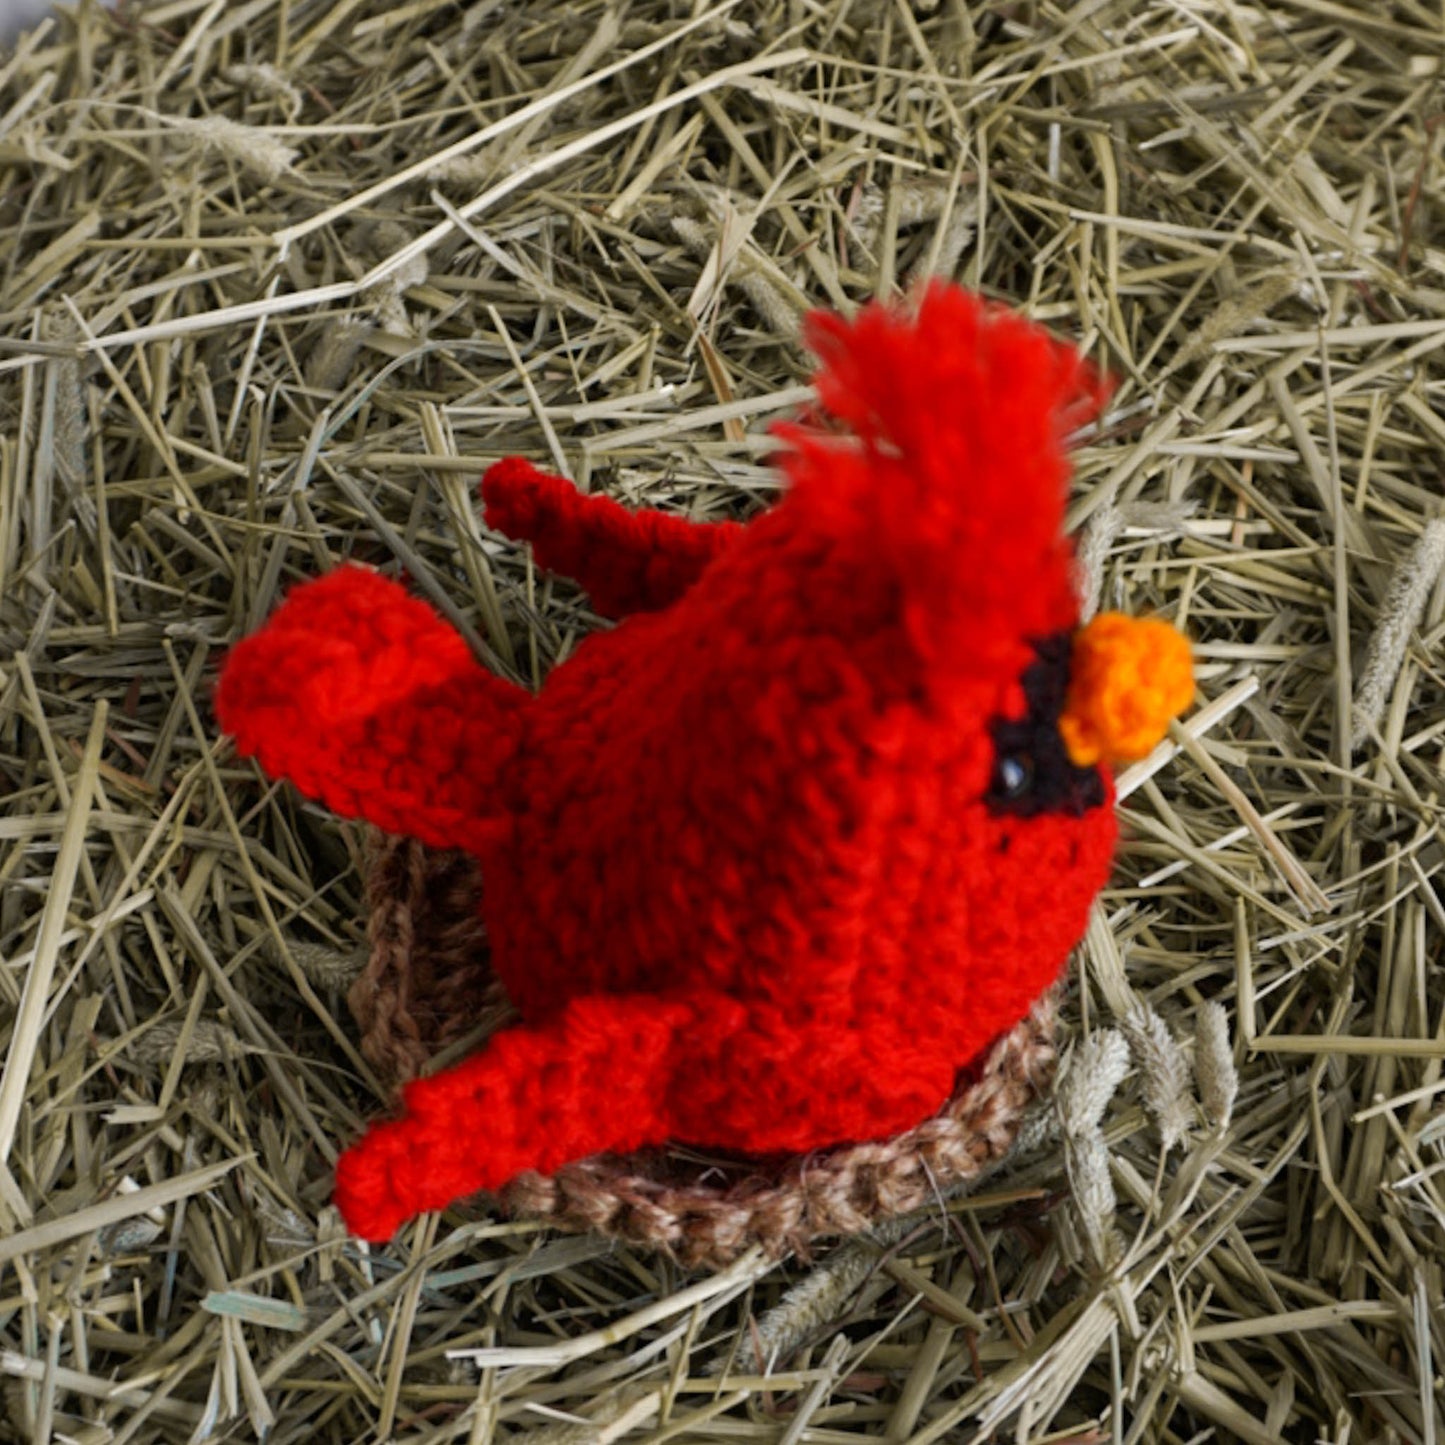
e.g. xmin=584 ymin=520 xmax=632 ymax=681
xmin=216 ymin=565 xmax=527 ymax=853
xmin=483 ymin=457 xmax=742 ymax=619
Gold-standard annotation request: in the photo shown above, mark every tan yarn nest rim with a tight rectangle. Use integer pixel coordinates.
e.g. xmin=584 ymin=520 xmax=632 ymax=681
xmin=350 ymin=834 xmax=1057 ymax=1268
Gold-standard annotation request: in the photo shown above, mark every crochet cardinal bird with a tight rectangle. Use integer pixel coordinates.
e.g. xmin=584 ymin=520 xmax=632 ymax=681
xmin=216 ymin=282 xmax=1193 ymax=1243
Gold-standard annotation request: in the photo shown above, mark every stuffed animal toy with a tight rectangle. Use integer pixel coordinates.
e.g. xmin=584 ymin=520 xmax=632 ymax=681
xmin=216 ymin=282 xmax=1193 ymax=1243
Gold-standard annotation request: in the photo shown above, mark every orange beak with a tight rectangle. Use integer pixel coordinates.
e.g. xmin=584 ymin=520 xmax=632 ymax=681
xmin=1059 ymin=613 xmax=1194 ymax=768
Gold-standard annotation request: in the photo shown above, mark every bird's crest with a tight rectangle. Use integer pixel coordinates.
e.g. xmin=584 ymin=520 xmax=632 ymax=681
xmin=773 ymin=282 xmax=1111 ymax=658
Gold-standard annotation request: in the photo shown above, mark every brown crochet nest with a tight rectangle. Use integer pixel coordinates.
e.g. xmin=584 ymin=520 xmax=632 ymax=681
xmin=350 ymin=833 xmax=1058 ymax=1268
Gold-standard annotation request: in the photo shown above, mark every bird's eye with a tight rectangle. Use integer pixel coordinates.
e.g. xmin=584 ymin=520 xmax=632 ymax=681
xmin=998 ymin=754 xmax=1033 ymax=797
xmin=985 ymin=631 xmax=1107 ymax=818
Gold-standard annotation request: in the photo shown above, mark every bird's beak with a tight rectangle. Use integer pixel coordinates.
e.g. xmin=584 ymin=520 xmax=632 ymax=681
xmin=1059 ymin=613 xmax=1194 ymax=767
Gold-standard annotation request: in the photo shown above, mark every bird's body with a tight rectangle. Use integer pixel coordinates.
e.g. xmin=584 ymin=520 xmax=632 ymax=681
xmin=216 ymin=283 xmax=1190 ymax=1242
xmin=482 ymin=486 xmax=1117 ymax=1028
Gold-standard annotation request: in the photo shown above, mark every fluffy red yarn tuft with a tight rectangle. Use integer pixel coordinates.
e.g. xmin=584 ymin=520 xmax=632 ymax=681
xmin=217 ymin=283 xmax=1158 ymax=1244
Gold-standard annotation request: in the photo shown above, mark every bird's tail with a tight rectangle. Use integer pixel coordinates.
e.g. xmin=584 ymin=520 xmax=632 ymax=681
xmin=333 ymin=994 xmax=700 ymax=1241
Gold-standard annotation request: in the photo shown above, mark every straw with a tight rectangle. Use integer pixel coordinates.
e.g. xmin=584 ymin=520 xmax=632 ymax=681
xmin=1 ymin=1 xmax=1442 ymax=1440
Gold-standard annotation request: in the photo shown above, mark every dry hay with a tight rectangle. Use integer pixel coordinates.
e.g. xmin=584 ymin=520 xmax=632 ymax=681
xmin=1 ymin=0 xmax=1444 ymax=1441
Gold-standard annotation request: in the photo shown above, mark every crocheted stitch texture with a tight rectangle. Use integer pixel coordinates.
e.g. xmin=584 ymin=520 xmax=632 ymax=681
xmin=216 ymin=283 xmax=1122 ymax=1243
xmin=352 ymin=834 xmax=1055 ymax=1265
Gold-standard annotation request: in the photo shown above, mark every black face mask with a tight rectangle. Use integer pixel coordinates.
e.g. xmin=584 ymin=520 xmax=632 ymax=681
xmin=986 ymin=631 xmax=1107 ymax=819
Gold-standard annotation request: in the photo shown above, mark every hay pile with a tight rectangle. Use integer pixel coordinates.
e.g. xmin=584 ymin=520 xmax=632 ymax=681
xmin=2 ymin=0 xmax=1444 ymax=1440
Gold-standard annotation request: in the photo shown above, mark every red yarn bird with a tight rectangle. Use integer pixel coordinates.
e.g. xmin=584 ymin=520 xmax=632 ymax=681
xmin=216 ymin=283 xmax=1193 ymax=1243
